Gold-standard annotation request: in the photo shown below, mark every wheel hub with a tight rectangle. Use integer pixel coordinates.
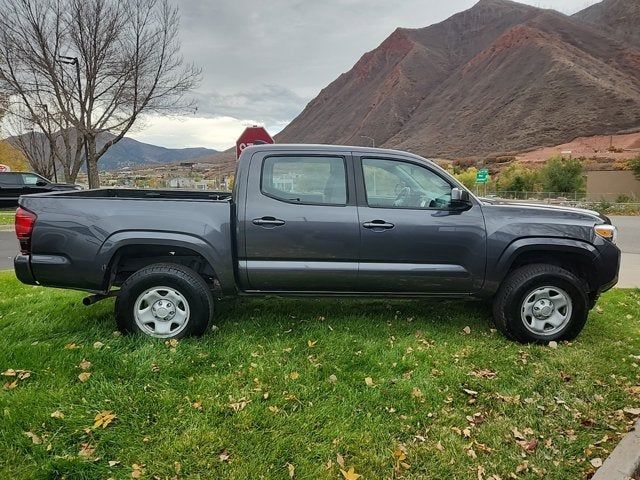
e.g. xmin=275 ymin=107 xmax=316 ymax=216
xmin=151 ymin=299 xmax=175 ymax=320
xmin=532 ymin=298 xmax=555 ymax=319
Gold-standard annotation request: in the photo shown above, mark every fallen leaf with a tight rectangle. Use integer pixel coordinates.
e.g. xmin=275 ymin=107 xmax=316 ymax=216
xmin=469 ymin=369 xmax=497 ymax=379
xmin=462 ymin=326 xmax=471 ymax=335
xmin=2 ymin=369 xmax=16 ymax=376
xmin=50 ymin=410 xmax=65 ymax=419
xmin=412 ymin=387 xmax=423 ymax=398
xmin=340 ymin=466 xmax=361 ymax=480
xmin=93 ymin=341 xmax=104 ymax=349
xmin=93 ymin=410 xmax=117 ymax=429
xmin=192 ymin=401 xmax=202 ymax=410
xmin=307 ymin=340 xmax=317 ymax=348
xmin=131 ymin=463 xmax=144 ymax=478
xmin=108 ymin=460 xmax=121 ymax=467
xmin=79 ymin=359 xmax=91 ymax=370
xmin=289 ymin=371 xmax=300 ymax=380
xmin=64 ymin=343 xmax=80 ymax=349
xmin=219 ymin=449 xmax=230 ymax=462
xmin=336 ymin=453 xmax=345 ymax=468
xmin=548 ymin=341 xmax=558 ymax=349
xmin=365 ymin=377 xmax=374 ymax=386
xmin=328 ymin=374 xmax=338 ymax=384
xmin=623 ymin=407 xmax=640 ymax=416
xmin=463 ymin=388 xmax=479 ymax=397
xmin=590 ymin=458 xmax=603 ymax=468
xmin=268 ymin=405 xmax=279 ymax=413
xmin=78 ymin=442 xmax=95 ymax=458
xmin=228 ymin=398 xmax=250 ymax=412
xmin=165 ymin=339 xmax=178 ymax=348
xmin=78 ymin=372 xmax=91 ymax=382
xmin=435 ymin=441 xmax=445 ymax=452
xmin=24 ymin=431 xmax=42 ymax=444
xmin=517 ymin=438 xmax=538 ymax=452
xmin=4 ymin=380 xmax=18 ymax=390
xmin=286 ymin=462 xmax=295 ymax=478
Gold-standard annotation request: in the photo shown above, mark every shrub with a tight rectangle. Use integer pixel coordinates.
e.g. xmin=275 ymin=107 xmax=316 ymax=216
xmin=539 ymin=156 xmax=585 ymax=194
xmin=495 ymin=163 xmax=540 ymax=193
xmin=629 ymin=156 xmax=640 ymax=181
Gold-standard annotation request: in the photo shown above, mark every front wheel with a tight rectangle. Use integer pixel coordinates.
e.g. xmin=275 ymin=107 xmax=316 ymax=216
xmin=115 ymin=263 xmax=213 ymax=339
xmin=493 ymin=264 xmax=589 ymax=343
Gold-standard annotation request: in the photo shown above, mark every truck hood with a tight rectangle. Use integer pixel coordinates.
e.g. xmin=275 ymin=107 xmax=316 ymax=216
xmin=479 ymin=198 xmax=610 ymax=224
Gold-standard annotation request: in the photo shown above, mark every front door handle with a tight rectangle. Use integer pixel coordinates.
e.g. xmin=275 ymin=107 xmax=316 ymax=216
xmin=363 ymin=220 xmax=394 ymax=230
xmin=253 ymin=216 xmax=286 ymax=226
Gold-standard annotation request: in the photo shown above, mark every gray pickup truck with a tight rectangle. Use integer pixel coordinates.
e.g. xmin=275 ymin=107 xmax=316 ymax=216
xmin=14 ymin=144 xmax=620 ymax=343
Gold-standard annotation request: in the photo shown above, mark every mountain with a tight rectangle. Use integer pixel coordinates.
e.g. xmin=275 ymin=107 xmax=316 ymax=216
xmin=6 ymin=131 xmax=217 ymax=171
xmin=573 ymin=0 xmax=640 ymax=47
xmin=276 ymin=0 xmax=640 ymax=160
xmin=96 ymin=134 xmax=216 ymax=170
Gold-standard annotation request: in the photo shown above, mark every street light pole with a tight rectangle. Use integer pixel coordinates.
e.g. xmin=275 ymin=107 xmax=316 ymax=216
xmin=360 ymin=135 xmax=375 ymax=148
xmin=57 ymin=55 xmax=91 ymax=186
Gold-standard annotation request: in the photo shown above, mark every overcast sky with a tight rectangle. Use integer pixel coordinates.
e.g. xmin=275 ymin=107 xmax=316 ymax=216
xmin=130 ymin=0 xmax=601 ymax=151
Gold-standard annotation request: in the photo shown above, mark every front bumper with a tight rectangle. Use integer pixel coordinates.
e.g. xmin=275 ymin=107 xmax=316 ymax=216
xmin=593 ymin=240 xmax=621 ymax=294
xmin=14 ymin=254 xmax=37 ymax=285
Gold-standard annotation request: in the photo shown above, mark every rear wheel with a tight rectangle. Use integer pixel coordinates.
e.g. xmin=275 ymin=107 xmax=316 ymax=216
xmin=115 ymin=263 xmax=213 ymax=339
xmin=493 ymin=264 xmax=589 ymax=343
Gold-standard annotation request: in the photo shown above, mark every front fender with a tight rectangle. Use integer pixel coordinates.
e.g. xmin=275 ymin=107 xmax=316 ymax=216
xmin=97 ymin=231 xmax=236 ymax=294
xmin=484 ymin=237 xmax=600 ymax=294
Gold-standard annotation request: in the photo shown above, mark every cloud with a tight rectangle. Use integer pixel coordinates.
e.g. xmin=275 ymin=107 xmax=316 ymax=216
xmin=128 ymin=115 xmax=285 ymax=151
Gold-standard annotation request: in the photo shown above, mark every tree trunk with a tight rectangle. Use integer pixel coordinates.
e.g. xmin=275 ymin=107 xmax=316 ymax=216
xmin=85 ymin=135 xmax=100 ymax=189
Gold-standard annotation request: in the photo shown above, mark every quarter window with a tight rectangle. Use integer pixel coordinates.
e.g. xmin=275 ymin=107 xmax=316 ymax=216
xmin=262 ymin=156 xmax=347 ymax=205
xmin=0 ymin=173 xmax=20 ymax=186
xmin=362 ymin=158 xmax=452 ymax=209
xmin=21 ymin=174 xmax=44 ymax=185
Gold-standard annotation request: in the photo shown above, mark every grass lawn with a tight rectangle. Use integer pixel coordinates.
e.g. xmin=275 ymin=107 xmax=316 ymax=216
xmin=0 ymin=210 xmax=14 ymax=227
xmin=0 ymin=271 xmax=639 ymax=480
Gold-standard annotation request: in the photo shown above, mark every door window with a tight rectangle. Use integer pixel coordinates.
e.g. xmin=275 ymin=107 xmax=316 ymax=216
xmin=21 ymin=174 xmax=44 ymax=185
xmin=261 ymin=156 xmax=347 ymax=205
xmin=0 ymin=173 xmax=21 ymax=186
xmin=362 ymin=158 xmax=452 ymax=209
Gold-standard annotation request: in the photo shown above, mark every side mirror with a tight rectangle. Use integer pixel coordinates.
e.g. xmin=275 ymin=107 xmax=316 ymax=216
xmin=36 ymin=180 xmax=48 ymax=187
xmin=451 ymin=187 xmax=472 ymax=210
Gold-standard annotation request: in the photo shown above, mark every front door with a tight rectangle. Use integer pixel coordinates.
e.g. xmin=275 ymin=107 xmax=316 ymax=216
xmin=355 ymin=155 xmax=486 ymax=293
xmin=241 ymin=150 xmax=360 ymax=291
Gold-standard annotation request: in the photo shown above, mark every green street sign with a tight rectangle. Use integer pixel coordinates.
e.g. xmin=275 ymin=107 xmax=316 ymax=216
xmin=476 ymin=169 xmax=489 ymax=184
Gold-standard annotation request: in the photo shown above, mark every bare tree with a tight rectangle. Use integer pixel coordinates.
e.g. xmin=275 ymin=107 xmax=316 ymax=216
xmin=0 ymin=0 xmax=200 ymax=187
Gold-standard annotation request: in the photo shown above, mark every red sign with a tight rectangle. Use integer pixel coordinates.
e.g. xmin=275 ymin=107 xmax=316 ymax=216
xmin=236 ymin=126 xmax=274 ymax=159
xmin=0 ymin=164 xmax=10 ymax=173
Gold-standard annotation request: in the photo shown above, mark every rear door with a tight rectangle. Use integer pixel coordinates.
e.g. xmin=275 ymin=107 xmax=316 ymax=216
xmin=240 ymin=149 xmax=360 ymax=291
xmin=354 ymin=154 xmax=486 ymax=293
xmin=0 ymin=173 xmax=24 ymax=206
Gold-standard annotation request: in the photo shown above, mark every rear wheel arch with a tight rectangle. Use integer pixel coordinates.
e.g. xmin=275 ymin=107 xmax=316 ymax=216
xmin=101 ymin=239 xmax=222 ymax=293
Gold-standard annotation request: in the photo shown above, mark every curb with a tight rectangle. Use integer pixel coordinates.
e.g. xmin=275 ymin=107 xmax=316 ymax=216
xmin=592 ymin=420 xmax=640 ymax=480
xmin=0 ymin=226 xmax=14 ymax=232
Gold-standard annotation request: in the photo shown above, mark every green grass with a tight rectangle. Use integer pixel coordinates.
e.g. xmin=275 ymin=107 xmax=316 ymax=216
xmin=0 ymin=210 xmax=14 ymax=227
xmin=0 ymin=271 xmax=639 ymax=480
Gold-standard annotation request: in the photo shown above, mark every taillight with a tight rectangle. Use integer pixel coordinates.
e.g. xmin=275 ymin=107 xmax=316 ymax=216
xmin=15 ymin=207 xmax=37 ymax=254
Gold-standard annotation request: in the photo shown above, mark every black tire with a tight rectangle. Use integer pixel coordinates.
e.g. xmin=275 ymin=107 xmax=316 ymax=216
xmin=115 ymin=263 xmax=213 ymax=339
xmin=492 ymin=263 xmax=589 ymax=343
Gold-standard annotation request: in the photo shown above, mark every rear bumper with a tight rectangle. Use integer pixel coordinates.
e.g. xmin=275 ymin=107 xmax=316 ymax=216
xmin=14 ymin=254 xmax=37 ymax=285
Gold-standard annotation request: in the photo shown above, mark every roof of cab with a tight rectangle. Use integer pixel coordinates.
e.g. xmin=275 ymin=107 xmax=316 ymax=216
xmin=240 ymin=143 xmax=434 ymax=163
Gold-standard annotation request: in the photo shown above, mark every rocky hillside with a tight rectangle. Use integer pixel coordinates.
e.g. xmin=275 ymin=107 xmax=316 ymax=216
xmin=275 ymin=0 xmax=640 ymax=160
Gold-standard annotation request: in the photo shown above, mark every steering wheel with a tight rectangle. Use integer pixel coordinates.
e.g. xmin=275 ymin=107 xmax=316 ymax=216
xmin=393 ymin=185 xmax=411 ymax=207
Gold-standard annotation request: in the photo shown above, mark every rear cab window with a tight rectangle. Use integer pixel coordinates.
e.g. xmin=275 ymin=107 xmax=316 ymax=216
xmin=261 ymin=156 xmax=347 ymax=205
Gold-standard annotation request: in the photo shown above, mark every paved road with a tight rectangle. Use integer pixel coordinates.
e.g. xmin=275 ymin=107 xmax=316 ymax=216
xmin=1 ymin=216 xmax=639 ymax=286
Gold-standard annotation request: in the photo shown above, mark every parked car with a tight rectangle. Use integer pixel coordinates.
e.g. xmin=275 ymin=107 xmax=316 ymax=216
xmin=13 ymin=145 xmax=620 ymax=343
xmin=0 ymin=172 xmax=81 ymax=207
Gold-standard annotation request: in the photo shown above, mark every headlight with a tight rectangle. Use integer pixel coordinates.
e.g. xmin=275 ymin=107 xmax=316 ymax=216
xmin=594 ymin=224 xmax=617 ymax=244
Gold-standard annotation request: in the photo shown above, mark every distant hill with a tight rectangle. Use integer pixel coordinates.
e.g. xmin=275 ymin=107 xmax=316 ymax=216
xmin=5 ymin=131 xmax=217 ymax=172
xmin=274 ymin=0 xmax=640 ymax=160
xmin=95 ymin=133 xmax=216 ymax=170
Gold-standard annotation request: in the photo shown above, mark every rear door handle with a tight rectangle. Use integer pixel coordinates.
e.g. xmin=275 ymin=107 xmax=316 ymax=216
xmin=253 ymin=216 xmax=285 ymax=226
xmin=363 ymin=220 xmax=394 ymax=230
